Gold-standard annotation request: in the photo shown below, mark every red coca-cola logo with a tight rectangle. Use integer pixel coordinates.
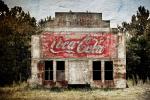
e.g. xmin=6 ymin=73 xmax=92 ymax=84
xmin=41 ymin=33 xmax=116 ymax=58
xmin=50 ymin=35 xmax=105 ymax=54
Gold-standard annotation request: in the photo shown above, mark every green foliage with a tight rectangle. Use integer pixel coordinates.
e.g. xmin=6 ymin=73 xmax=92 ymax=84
xmin=0 ymin=0 xmax=37 ymax=85
xmin=38 ymin=16 xmax=51 ymax=27
xmin=119 ymin=6 xmax=150 ymax=82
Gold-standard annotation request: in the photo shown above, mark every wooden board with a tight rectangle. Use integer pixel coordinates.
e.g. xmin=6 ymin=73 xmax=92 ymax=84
xmin=68 ymin=61 xmax=89 ymax=84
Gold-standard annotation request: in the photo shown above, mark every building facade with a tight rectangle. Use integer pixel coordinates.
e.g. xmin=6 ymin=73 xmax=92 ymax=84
xmin=29 ymin=12 xmax=126 ymax=88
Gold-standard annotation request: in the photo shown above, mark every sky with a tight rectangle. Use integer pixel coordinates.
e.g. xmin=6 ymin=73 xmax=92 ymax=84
xmin=4 ymin=0 xmax=150 ymax=28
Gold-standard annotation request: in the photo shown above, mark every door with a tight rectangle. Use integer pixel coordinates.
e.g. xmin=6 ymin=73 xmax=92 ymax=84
xmin=68 ymin=61 xmax=89 ymax=84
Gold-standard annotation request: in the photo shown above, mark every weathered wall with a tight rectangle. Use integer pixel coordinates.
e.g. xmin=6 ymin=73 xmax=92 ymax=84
xmin=41 ymin=32 xmax=117 ymax=58
xmin=30 ymin=12 xmax=126 ymax=88
xmin=45 ymin=12 xmax=110 ymax=28
xmin=29 ymin=36 xmax=41 ymax=87
xmin=30 ymin=32 xmax=126 ymax=88
xmin=114 ymin=33 xmax=126 ymax=88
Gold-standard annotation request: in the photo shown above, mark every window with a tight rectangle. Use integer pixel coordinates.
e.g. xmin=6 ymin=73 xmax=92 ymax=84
xmin=56 ymin=61 xmax=65 ymax=81
xmin=104 ymin=61 xmax=113 ymax=80
xmin=45 ymin=61 xmax=53 ymax=80
xmin=93 ymin=61 xmax=101 ymax=80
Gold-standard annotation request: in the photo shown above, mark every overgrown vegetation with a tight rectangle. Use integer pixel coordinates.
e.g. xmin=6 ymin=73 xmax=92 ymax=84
xmin=0 ymin=0 xmax=37 ymax=85
xmin=0 ymin=0 xmax=150 ymax=89
xmin=0 ymin=2 xmax=150 ymax=99
xmin=0 ymin=80 xmax=150 ymax=100
xmin=118 ymin=6 xmax=150 ymax=82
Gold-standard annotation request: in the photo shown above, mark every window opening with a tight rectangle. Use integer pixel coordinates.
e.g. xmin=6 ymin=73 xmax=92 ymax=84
xmin=45 ymin=61 xmax=53 ymax=80
xmin=56 ymin=61 xmax=65 ymax=81
xmin=93 ymin=61 xmax=101 ymax=80
xmin=104 ymin=61 xmax=113 ymax=80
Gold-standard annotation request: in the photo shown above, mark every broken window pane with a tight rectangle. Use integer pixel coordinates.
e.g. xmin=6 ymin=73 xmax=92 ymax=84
xmin=56 ymin=61 xmax=65 ymax=81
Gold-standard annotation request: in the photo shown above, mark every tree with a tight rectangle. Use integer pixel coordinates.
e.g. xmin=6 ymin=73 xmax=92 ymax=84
xmin=0 ymin=0 xmax=37 ymax=85
xmin=38 ymin=16 xmax=51 ymax=27
xmin=119 ymin=6 xmax=150 ymax=82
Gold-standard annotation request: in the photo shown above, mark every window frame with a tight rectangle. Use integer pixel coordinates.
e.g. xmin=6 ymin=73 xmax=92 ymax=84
xmin=93 ymin=61 xmax=101 ymax=80
xmin=56 ymin=61 xmax=65 ymax=81
xmin=44 ymin=60 xmax=53 ymax=81
xmin=104 ymin=61 xmax=113 ymax=80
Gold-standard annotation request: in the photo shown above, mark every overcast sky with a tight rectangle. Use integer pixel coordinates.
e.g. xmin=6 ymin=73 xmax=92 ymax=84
xmin=4 ymin=0 xmax=150 ymax=28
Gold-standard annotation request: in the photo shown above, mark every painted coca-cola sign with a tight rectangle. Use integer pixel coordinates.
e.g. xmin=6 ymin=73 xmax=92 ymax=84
xmin=41 ymin=32 xmax=117 ymax=58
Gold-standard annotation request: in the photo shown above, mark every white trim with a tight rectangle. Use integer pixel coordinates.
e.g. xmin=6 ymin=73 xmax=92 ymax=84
xmin=44 ymin=27 xmax=111 ymax=32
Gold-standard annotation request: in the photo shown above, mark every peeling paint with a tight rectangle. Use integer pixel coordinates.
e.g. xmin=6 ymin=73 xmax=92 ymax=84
xmin=30 ymin=12 xmax=126 ymax=88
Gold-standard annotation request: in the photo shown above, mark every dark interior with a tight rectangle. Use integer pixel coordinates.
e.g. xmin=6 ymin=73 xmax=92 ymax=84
xmin=93 ymin=61 xmax=101 ymax=80
xmin=104 ymin=61 xmax=113 ymax=80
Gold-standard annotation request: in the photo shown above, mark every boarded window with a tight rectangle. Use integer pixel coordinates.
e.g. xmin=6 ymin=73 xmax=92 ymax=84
xmin=105 ymin=61 xmax=113 ymax=80
xmin=45 ymin=61 xmax=53 ymax=80
xmin=93 ymin=61 xmax=101 ymax=80
xmin=56 ymin=61 xmax=65 ymax=81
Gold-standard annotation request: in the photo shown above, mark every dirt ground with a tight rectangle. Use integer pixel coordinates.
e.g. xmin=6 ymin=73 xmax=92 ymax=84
xmin=0 ymin=81 xmax=150 ymax=100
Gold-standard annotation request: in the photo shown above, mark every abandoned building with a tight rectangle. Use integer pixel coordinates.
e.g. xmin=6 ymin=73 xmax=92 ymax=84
xmin=30 ymin=12 xmax=126 ymax=88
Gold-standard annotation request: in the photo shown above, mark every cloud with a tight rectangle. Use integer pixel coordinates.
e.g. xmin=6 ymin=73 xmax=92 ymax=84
xmin=4 ymin=0 xmax=150 ymax=28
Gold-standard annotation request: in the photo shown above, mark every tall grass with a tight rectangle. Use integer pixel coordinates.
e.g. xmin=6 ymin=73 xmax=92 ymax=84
xmin=127 ymin=75 xmax=150 ymax=87
xmin=0 ymin=80 xmax=150 ymax=100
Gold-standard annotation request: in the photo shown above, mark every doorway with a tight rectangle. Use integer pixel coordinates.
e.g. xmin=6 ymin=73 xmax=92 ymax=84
xmin=68 ymin=61 xmax=89 ymax=84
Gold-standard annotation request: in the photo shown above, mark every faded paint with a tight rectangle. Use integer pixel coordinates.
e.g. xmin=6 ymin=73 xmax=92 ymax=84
xmin=30 ymin=12 xmax=126 ymax=88
xmin=115 ymin=79 xmax=126 ymax=88
xmin=44 ymin=12 xmax=110 ymax=28
xmin=41 ymin=32 xmax=117 ymax=58
xmin=104 ymin=80 xmax=114 ymax=88
xmin=28 ymin=60 xmax=40 ymax=87
xmin=118 ymin=33 xmax=126 ymax=59
xmin=91 ymin=81 xmax=103 ymax=88
xmin=31 ymin=36 xmax=40 ymax=59
xmin=44 ymin=27 xmax=111 ymax=32
xmin=68 ymin=61 xmax=89 ymax=84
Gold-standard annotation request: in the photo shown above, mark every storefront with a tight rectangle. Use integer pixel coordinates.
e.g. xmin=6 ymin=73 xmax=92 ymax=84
xmin=29 ymin=12 xmax=126 ymax=88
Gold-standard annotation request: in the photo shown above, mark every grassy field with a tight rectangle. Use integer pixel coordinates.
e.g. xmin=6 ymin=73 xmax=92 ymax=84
xmin=0 ymin=80 xmax=150 ymax=100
